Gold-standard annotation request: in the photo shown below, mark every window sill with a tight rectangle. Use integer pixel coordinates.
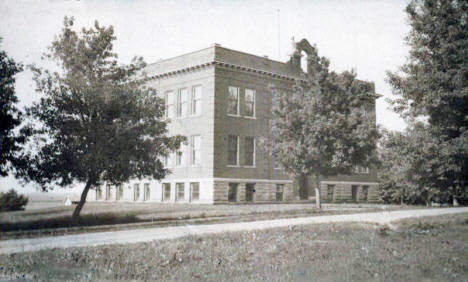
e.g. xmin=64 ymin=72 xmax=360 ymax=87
xmin=244 ymin=116 xmax=257 ymax=119
xmin=244 ymin=166 xmax=257 ymax=168
xmin=190 ymin=114 xmax=202 ymax=117
xmin=227 ymin=114 xmax=241 ymax=117
xmin=227 ymin=165 xmax=240 ymax=168
xmin=190 ymin=165 xmax=201 ymax=167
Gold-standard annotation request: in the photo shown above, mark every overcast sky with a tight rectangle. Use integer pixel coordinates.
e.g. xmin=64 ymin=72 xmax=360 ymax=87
xmin=0 ymin=0 xmax=411 ymax=193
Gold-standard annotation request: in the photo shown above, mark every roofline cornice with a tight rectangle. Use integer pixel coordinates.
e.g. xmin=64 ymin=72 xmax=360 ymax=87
xmin=147 ymin=61 xmax=299 ymax=81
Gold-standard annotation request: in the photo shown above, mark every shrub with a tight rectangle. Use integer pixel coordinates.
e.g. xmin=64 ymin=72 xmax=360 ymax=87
xmin=0 ymin=189 xmax=28 ymax=212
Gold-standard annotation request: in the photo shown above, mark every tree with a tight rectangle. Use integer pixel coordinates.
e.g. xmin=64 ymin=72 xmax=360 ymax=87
xmin=0 ymin=189 xmax=29 ymax=212
xmin=0 ymin=39 xmax=27 ymax=176
xmin=386 ymin=0 xmax=468 ymax=204
xmin=379 ymin=122 xmax=442 ymax=206
xmin=25 ymin=17 xmax=185 ymax=222
xmin=269 ymin=44 xmax=380 ymax=209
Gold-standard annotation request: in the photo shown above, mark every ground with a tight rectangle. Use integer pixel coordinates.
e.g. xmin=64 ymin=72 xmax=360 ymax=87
xmin=2 ymin=213 xmax=468 ymax=281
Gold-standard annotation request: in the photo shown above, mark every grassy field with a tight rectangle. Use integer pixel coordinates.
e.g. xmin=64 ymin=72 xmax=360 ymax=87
xmin=1 ymin=202 xmax=420 ymax=239
xmin=3 ymin=213 xmax=468 ymax=281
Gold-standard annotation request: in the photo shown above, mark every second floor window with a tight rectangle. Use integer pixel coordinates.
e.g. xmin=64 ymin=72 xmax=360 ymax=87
xmin=177 ymin=88 xmax=188 ymax=117
xmin=228 ymin=135 xmax=239 ymax=166
xmin=245 ymin=89 xmax=255 ymax=117
xmin=176 ymin=143 xmax=187 ymax=167
xmin=165 ymin=91 xmax=174 ymax=119
xmin=228 ymin=86 xmax=239 ymax=115
xmin=192 ymin=85 xmax=202 ymax=116
xmin=191 ymin=135 xmax=201 ymax=166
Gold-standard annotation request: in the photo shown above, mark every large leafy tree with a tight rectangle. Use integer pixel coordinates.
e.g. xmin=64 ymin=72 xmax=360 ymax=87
xmin=386 ymin=0 xmax=468 ymax=203
xmin=25 ymin=17 xmax=184 ymax=221
xmin=0 ymin=39 xmax=27 ymax=177
xmin=379 ymin=122 xmax=442 ymax=205
xmin=270 ymin=45 xmax=380 ymax=208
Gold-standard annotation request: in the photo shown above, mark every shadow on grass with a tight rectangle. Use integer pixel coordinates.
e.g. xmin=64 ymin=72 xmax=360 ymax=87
xmin=1 ymin=213 xmax=148 ymax=232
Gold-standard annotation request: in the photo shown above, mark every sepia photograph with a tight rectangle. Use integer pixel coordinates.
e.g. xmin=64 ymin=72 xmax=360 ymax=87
xmin=1 ymin=0 xmax=467 ymax=280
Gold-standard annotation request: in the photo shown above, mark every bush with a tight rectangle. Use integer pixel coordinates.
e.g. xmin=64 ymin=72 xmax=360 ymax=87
xmin=0 ymin=189 xmax=28 ymax=212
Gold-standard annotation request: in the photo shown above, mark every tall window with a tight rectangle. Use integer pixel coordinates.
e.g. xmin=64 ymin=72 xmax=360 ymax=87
xmin=228 ymin=183 xmax=238 ymax=202
xmin=176 ymin=183 xmax=185 ymax=202
xmin=106 ymin=184 xmax=111 ymax=200
xmin=176 ymin=143 xmax=187 ymax=167
xmin=163 ymin=183 xmax=171 ymax=202
xmin=276 ymin=184 xmax=284 ymax=202
xmin=134 ymin=184 xmax=140 ymax=201
xmin=192 ymin=85 xmax=202 ymax=116
xmin=165 ymin=91 xmax=174 ymax=119
xmin=163 ymin=154 xmax=172 ymax=168
xmin=97 ymin=186 xmax=103 ymax=200
xmin=177 ymin=88 xmax=188 ymax=118
xmin=144 ymin=183 xmax=150 ymax=201
xmin=117 ymin=185 xmax=123 ymax=201
xmin=362 ymin=185 xmax=369 ymax=202
xmin=191 ymin=182 xmax=200 ymax=202
xmin=228 ymin=135 xmax=239 ymax=166
xmin=245 ymin=183 xmax=255 ymax=202
xmin=245 ymin=89 xmax=255 ymax=117
xmin=228 ymin=86 xmax=239 ymax=115
xmin=191 ymin=135 xmax=201 ymax=165
xmin=245 ymin=137 xmax=255 ymax=167
xmin=327 ymin=185 xmax=334 ymax=201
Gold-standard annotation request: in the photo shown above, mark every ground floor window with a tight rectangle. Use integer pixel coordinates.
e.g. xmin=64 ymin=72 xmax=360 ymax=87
xmin=163 ymin=183 xmax=171 ymax=201
xmin=228 ymin=183 xmax=238 ymax=202
xmin=327 ymin=185 xmax=334 ymax=201
xmin=117 ymin=185 xmax=123 ymax=201
xmin=176 ymin=183 xmax=185 ymax=202
xmin=191 ymin=182 xmax=199 ymax=202
xmin=144 ymin=183 xmax=150 ymax=201
xmin=97 ymin=186 xmax=103 ymax=200
xmin=246 ymin=183 xmax=255 ymax=202
xmin=134 ymin=184 xmax=140 ymax=201
xmin=275 ymin=184 xmax=284 ymax=202
xmin=362 ymin=185 xmax=369 ymax=202
xmin=351 ymin=185 xmax=358 ymax=202
xmin=106 ymin=184 xmax=111 ymax=200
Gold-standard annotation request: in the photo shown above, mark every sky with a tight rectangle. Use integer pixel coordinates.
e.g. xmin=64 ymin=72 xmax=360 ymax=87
xmin=0 ymin=0 xmax=411 ymax=193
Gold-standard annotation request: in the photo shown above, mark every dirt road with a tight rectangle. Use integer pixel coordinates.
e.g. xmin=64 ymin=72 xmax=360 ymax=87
xmin=2 ymin=207 xmax=467 ymax=254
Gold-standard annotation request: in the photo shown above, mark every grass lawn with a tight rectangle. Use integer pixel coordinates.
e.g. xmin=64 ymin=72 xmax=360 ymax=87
xmin=3 ymin=213 xmax=468 ymax=281
xmin=1 ymin=202 xmax=419 ymax=239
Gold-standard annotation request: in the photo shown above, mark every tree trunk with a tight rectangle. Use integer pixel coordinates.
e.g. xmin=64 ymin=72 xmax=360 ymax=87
xmin=315 ymin=173 xmax=322 ymax=209
xmin=453 ymin=197 xmax=459 ymax=207
xmin=72 ymin=178 xmax=95 ymax=224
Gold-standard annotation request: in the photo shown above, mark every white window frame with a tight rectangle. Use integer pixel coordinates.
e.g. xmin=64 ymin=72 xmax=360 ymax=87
xmin=176 ymin=143 xmax=187 ymax=167
xmin=134 ymin=183 xmax=140 ymax=202
xmin=191 ymin=85 xmax=202 ymax=116
xmin=164 ymin=91 xmax=174 ymax=119
xmin=244 ymin=136 xmax=256 ymax=167
xmin=163 ymin=154 xmax=173 ymax=168
xmin=227 ymin=135 xmax=239 ymax=166
xmin=228 ymin=86 xmax=240 ymax=116
xmin=144 ymin=183 xmax=150 ymax=201
xmin=162 ymin=183 xmax=171 ymax=202
xmin=177 ymin=88 xmax=188 ymax=118
xmin=244 ymin=88 xmax=256 ymax=118
xmin=191 ymin=135 xmax=201 ymax=166
xmin=190 ymin=182 xmax=200 ymax=202
xmin=176 ymin=182 xmax=185 ymax=202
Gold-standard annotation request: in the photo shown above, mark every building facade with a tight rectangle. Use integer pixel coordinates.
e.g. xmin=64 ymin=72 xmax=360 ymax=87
xmin=88 ymin=39 xmax=380 ymax=204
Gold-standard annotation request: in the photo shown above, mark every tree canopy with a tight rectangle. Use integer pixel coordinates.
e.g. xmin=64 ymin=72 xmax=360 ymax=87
xmin=384 ymin=0 xmax=468 ymax=204
xmin=25 ymin=17 xmax=185 ymax=221
xmin=0 ymin=39 xmax=27 ymax=177
xmin=269 ymin=45 xmax=380 ymax=208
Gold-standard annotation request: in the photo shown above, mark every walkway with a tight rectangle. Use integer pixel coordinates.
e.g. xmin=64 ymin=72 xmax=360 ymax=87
xmin=2 ymin=207 xmax=467 ymax=254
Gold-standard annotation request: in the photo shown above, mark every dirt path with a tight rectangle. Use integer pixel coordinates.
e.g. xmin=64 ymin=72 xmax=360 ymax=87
xmin=2 ymin=207 xmax=467 ymax=254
